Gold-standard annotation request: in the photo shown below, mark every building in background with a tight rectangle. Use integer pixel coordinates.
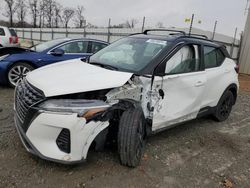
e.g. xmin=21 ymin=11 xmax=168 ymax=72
xmin=239 ymin=11 xmax=250 ymax=75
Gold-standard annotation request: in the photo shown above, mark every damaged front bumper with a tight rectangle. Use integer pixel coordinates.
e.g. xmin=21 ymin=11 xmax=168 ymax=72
xmin=14 ymin=107 xmax=110 ymax=164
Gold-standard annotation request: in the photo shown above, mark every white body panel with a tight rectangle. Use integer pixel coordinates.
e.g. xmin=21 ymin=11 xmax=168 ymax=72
xmin=26 ymin=59 xmax=133 ymax=97
xmin=25 ymin=112 xmax=109 ymax=162
xmin=201 ymin=58 xmax=239 ymax=108
xmin=152 ymin=71 xmax=206 ymax=131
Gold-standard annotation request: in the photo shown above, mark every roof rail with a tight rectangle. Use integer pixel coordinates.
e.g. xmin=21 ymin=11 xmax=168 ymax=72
xmin=143 ymin=29 xmax=186 ymax=35
xmin=189 ymin=34 xmax=208 ymax=39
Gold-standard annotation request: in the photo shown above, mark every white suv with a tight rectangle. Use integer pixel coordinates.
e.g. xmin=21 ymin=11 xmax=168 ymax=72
xmin=14 ymin=30 xmax=239 ymax=167
xmin=0 ymin=26 xmax=19 ymax=47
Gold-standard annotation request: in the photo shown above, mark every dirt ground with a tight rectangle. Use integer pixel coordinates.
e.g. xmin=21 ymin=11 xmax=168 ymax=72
xmin=0 ymin=75 xmax=250 ymax=188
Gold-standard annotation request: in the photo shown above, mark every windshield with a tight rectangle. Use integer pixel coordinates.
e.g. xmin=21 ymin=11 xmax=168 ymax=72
xmin=31 ymin=39 xmax=69 ymax=52
xmin=89 ymin=37 xmax=168 ymax=72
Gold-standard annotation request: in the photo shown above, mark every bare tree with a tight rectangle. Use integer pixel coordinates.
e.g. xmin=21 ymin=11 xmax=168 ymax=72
xmin=44 ymin=0 xmax=55 ymax=28
xmin=16 ymin=0 xmax=27 ymax=27
xmin=29 ymin=0 xmax=39 ymax=28
xmin=156 ymin=22 xmax=164 ymax=28
xmin=62 ymin=8 xmax=75 ymax=28
xmin=125 ymin=18 xmax=138 ymax=28
xmin=3 ymin=0 xmax=17 ymax=27
xmin=38 ymin=0 xmax=46 ymax=28
xmin=74 ymin=5 xmax=85 ymax=28
xmin=54 ymin=1 xmax=62 ymax=28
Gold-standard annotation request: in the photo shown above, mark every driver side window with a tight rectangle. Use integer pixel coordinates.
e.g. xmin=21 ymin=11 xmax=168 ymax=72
xmin=165 ymin=44 xmax=200 ymax=74
xmin=57 ymin=41 xmax=88 ymax=54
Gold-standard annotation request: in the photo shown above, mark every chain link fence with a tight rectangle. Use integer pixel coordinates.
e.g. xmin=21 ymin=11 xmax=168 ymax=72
xmin=14 ymin=25 xmax=241 ymax=60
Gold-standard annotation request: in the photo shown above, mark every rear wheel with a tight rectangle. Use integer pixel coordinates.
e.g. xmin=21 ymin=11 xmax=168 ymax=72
xmin=7 ymin=62 xmax=34 ymax=87
xmin=214 ymin=91 xmax=234 ymax=122
xmin=118 ymin=108 xmax=146 ymax=167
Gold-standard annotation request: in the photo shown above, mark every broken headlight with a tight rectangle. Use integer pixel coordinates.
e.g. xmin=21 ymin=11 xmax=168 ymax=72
xmin=38 ymin=99 xmax=110 ymax=119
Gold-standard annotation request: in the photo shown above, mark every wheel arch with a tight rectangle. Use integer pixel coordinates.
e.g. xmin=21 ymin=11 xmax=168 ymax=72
xmin=221 ymin=83 xmax=238 ymax=105
xmin=6 ymin=60 xmax=37 ymax=77
xmin=84 ymin=99 xmax=145 ymax=158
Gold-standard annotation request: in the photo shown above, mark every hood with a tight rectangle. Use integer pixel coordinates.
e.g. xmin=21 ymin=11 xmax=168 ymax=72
xmin=26 ymin=59 xmax=133 ymax=97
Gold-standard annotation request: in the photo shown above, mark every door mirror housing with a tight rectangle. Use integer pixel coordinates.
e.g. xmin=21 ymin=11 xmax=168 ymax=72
xmin=50 ymin=49 xmax=65 ymax=56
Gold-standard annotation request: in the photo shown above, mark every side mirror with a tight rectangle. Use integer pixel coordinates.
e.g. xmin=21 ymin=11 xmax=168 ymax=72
xmin=50 ymin=49 xmax=65 ymax=56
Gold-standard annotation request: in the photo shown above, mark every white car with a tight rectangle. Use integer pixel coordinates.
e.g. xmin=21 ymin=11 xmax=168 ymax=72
xmin=0 ymin=26 xmax=19 ymax=47
xmin=14 ymin=30 xmax=239 ymax=167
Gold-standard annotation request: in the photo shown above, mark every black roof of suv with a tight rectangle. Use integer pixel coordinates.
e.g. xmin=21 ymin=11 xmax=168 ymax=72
xmin=128 ymin=29 xmax=230 ymax=75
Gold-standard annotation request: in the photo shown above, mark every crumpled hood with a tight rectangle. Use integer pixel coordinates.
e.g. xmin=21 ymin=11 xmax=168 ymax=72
xmin=26 ymin=59 xmax=133 ymax=97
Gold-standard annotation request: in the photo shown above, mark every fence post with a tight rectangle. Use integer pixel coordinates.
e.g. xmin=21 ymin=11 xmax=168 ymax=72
xmin=212 ymin=20 xmax=217 ymax=40
xmin=142 ymin=16 xmax=146 ymax=32
xmin=51 ymin=28 xmax=54 ymax=40
xmin=107 ymin=18 xmax=111 ymax=43
xmin=30 ymin=28 xmax=33 ymax=46
xmin=22 ymin=28 xmax=24 ymax=39
xmin=189 ymin=14 xmax=194 ymax=36
xmin=230 ymin=27 xmax=238 ymax=57
xmin=40 ymin=28 xmax=42 ymax=42
xmin=83 ymin=20 xmax=87 ymax=37
xmin=66 ymin=28 xmax=68 ymax=37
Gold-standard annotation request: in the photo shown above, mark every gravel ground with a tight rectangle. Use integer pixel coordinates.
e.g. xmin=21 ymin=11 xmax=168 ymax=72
xmin=0 ymin=82 xmax=250 ymax=188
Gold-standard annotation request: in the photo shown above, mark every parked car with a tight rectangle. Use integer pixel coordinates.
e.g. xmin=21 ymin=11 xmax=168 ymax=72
xmin=0 ymin=38 xmax=108 ymax=87
xmin=0 ymin=26 xmax=19 ymax=47
xmin=14 ymin=29 xmax=239 ymax=167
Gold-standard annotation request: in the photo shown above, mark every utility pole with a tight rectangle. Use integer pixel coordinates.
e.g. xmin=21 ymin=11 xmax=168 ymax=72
xmin=212 ymin=20 xmax=218 ymax=40
xmin=230 ymin=27 xmax=238 ymax=57
xmin=142 ymin=16 xmax=146 ymax=32
xmin=188 ymin=14 xmax=194 ymax=36
xmin=107 ymin=18 xmax=111 ymax=43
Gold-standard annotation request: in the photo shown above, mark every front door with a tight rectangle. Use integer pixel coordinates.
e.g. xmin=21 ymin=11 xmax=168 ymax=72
xmin=152 ymin=44 xmax=206 ymax=131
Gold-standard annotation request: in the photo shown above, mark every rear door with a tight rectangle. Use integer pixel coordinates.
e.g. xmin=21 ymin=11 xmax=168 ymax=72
xmin=201 ymin=46 xmax=227 ymax=108
xmin=152 ymin=43 xmax=206 ymax=131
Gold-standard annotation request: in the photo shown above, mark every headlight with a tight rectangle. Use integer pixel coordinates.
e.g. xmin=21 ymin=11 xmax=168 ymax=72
xmin=38 ymin=99 xmax=109 ymax=119
xmin=0 ymin=54 xmax=9 ymax=61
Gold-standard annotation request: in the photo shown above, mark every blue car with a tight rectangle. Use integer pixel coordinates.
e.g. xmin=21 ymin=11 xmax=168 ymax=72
xmin=0 ymin=38 xmax=109 ymax=87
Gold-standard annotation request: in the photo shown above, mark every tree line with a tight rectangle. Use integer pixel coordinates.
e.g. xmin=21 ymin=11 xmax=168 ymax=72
xmin=2 ymin=0 xmax=86 ymax=28
xmin=2 ymin=0 xmax=165 ymax=29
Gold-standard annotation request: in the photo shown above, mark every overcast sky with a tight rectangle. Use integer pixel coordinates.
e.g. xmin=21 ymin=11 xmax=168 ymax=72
xmin=0 ymin=0 xmax=248 ymax=37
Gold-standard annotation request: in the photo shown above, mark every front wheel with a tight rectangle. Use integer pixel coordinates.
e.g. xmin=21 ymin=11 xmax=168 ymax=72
xmin=214 ymin=90 xmax=234 ymax=122
xmin=7 ymin=62 xmax=34 ymax=87
xmin=118 ymin=108 xmax=146 ymax=167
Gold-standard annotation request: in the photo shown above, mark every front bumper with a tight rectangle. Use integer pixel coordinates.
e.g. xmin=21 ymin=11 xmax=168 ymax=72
xmin=14 ymin=108 xmax=109 ymax=164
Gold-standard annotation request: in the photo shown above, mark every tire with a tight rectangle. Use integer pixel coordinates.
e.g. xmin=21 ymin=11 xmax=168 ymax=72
xmin=214 ymin=90 xmax=234 ymax=122
xmin=118 ymin=108 xmax=146 ymax=167
xmin=7 ymin=62 xmax=34 ymax=87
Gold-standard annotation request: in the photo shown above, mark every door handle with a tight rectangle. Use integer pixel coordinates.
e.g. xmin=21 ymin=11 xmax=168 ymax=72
xmin=195 ymin=81 xmax=204 ymax=87
xmin=224 ymin=69 xmax=230 ymax=73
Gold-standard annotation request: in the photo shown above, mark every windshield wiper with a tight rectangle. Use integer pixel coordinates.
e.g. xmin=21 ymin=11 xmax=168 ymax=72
xmin=88 ymin=61 xmax=118 ymax=71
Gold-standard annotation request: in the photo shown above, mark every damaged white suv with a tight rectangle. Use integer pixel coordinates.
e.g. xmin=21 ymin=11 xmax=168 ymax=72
xmin=14 ymin=30 xmax=239 ymax=167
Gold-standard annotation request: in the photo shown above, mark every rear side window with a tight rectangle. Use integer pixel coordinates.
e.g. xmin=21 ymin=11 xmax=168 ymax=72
xmin=204 ymin=46 xmax=225 ymax=69
xmin=9 ymin=29 xmax=17 ymax=37
xmin=165 ymin=44 xmax=201 ymax=74
xmin=0 ymin=28 xmax=5 ymax=36
xmin=58 ymin=41 xmax=88 ymax=53
xmin=91 ymin=42 xmax=107 ymax=53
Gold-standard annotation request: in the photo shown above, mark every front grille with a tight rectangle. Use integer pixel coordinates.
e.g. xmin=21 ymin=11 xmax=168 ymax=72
xmin=56 ymin=129 xmax=71 ymax=153
xmin=15 ymin=79 xmax=45 ymax=123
